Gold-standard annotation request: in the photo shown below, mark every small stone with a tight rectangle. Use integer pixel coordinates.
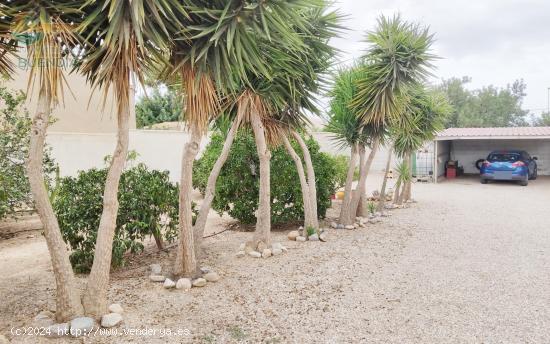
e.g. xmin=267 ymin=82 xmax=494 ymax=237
xmin=149 ymin=275 xmax=166 ymax=282
xmin=287 ymin=230 xmax=300 ymax=241
xmin=176 ymin=278 xmax=192 ymax=290
xmin=272 ymin=248 xmax=283 ymax=255
xmin=337 ymin=224 xmax=345 ymax=229
xmin=69 ymin=317 xmax=95 ymax=337
xmin=239 ymin=243 xmax=246 ymax=251
xmin=257 ymin=241 xmax=267 ymax=252
xmin=271 ymin=242 xmax=283 ymax=250
xmin=108 ymin=303 xmax=123 ymax=314
xmin=46 ymin=323 xmax=70 ymax=337
xmin=319 ymin=233 xmax=328 ymax=242
xmin=280 ymin=245 xmax=288 ymax=252
xmin=330 ymin=222 xmax=338 ymax=229
xmin=200 ymin=266 xmax=212 ymax=274
xmin=344 ymin=225 xmax=354 ymax=230
xmin=163 ymin=278 xmax=176 ymax=289
xmin=150 ymin=264 xmax=162 ymax=275
xmin=236 ymin=251 xmax=246 ymax=258
xmin=298 ymin=226 xmax=304 ymax=230
xmin=262 ymin=249 xmax=272 ymax=258
xmin=308 ymin=233 xmax=319 ymax=241
xmin=296 ymin=236 xmax=306 ymax=242
xmin=248 ymin=251 xmax=261 ymax=258
xmin=101 ymin=313 xmax=123 ymax=328
xmin=34 ymin=310 xmax=55 ymax=327
xmin=204 ymin=272 xmax=220 ymax=282
xmin=192 ymin=278 xmax=207 ymax=287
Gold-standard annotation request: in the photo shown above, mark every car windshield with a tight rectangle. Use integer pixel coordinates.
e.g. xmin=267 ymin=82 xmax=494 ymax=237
xmin=488 ymin=153 xmax=520 ymax=162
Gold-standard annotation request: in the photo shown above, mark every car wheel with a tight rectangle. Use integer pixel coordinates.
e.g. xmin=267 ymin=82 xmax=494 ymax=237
xmin=532 ymin=167 xmax=538 ymax=180
xmin=480 ymin=178 xmax=488 ymax=184
xmin=519 ymin=178 xmax=528 ymax=186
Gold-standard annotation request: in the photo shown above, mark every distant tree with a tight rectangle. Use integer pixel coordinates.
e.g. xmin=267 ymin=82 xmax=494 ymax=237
xmin=437 ymin=77 xmax=529 ymax=128
xmin=135 ymin=86 xmax=182 ymax=128
xmin=533 ymin=112 xmax=550 ymax=126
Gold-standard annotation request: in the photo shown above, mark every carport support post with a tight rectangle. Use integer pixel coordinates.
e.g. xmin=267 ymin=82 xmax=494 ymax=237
xmin=433 ymin=140 xmax=438 ymax=184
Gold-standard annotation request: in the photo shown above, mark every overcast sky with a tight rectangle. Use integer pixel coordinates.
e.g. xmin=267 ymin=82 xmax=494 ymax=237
xmin=328 ymin=0 xmax=550 ymax=115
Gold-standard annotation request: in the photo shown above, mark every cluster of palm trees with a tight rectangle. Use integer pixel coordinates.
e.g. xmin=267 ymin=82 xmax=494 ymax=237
xmin=0 ymin=0 xmax=340 ymax=322
xmin=326 ymin=15 xmax=451 ymax=224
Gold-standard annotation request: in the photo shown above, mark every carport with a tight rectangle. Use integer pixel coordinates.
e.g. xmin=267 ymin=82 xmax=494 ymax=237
xmin=433 ymin=127 xmax=550 ymax=182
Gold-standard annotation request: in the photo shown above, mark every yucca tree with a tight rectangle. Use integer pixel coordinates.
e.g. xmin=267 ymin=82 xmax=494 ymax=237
xmin=392 ymin=87 xmax=450 ymax=203
xmin=326 ymin=65 xmax=376 ymax=225
xmin=346 ymin=15 xmax=436 ymax=220
xmin=7 ymin=1 xmax=84 ymax=322
xmin=74 ymin=0 xmax=187 ymax=318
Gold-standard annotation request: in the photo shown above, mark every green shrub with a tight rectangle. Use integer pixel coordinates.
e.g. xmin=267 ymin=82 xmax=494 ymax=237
xmin=0 ymin=84 xmax=57 ymax=219
xmin=193 ymin=130 xmax=339 ymax=225
xmin=53 ymin=163 xmax=181 ymax=273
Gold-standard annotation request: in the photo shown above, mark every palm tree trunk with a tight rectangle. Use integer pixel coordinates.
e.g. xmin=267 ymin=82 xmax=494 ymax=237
xmin=339 ymin=144 xmax=358 ymax=225
xmin=27 ymin=86 xmax=84 ymax=322
xmin=82 ymin=105 xmax=130 ymax=318
xmin=282 ymin=135 xmax=313 ymax=234
xmin=194 ymin=116 xmax=242 ymax=252
xmin=292 ymin=131 xmax=318 ymax=229
xmin=248 ymin=113 xmax=271 ymax=249
xmin=404 ymin=153 xmax=413 ymax=201
xmin=174 ymin=125 xmax=201 ymax=278
xmin=393 ymin=179 xmax=402 ymax=205
xmin=377 ymin=147 xmax=393 ymax=212
xmin=351 ymin=138 xmax=380 ymax=218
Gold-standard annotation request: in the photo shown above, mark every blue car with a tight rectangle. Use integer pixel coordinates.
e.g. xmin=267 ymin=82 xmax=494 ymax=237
xmin=480 ymin=150 xmax=538 ymax=186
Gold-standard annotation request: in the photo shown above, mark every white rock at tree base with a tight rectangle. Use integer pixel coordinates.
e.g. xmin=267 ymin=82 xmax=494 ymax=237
xmin=108 ymin=303 xmax=124 ymax=314
xmin=69 ymin=317 xmax=95 ymax=337
xmin=192 ymin=278 xmax=207 ymax=287
xmin=236 ymin=251 xmax=246 ymax=258
xmin=149 ymin=275 xmax=166 ymax=282
xmin=287 ymin=230 xmax=300 ymax=241
xmin=204 ymin=272 xmax=220 ymax=282
xmin=344 ymin=225 xmax=354 ymax=230
xmin=271 ymin=242 xmax=283 ymax=250
xmin=319 ymin=233 xmax=328 ymax=242
xmin=46 ymin=323 xmax=70 ymax=337
xmin=330 ymin=222 xmax=338 ymax=229
xmin=308 ymin=233 xmax=319 ymax=241
xmin=262 ymin=249 xmax=272 ymax=258
xmin=176 ymin=278 xmax=192 ymax=290
xmin=34 ymin=311 xmax=55 ymax=327
xmin=296 ymin=236 xmax=306 ymax=242
xmin=337 ymin=224 xmax=345 ymax=229
xmin=150 ymin=264 xmax=162 ymax=275
xmin=101 ymin=313 xmax=123 ymax=328
xmin=272 ymin=248 xmax=283 ymax=255
xmin=248 ymin=251 xmax=261 ymax=258
xmin=163 ymin=278 xmax=176 ymax=289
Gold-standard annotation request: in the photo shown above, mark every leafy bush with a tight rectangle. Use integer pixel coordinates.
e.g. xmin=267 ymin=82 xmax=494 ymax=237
xmin=193 ymin=130 xmax=339 ymax=225
xmin=135 ymin=86 xmax=182 ymax=128
xmin=53 ymin=163 xmax=181 ymax=273
xmin=0 ymin=83 xmax=57 ymax=219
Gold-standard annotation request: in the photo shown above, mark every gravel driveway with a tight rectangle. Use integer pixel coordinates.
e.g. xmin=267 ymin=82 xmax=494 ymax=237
xmin=1 ymin=175 xmax=549 ymax=343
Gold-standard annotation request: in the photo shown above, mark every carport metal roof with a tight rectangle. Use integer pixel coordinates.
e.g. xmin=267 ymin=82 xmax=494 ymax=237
xmin=436 ymin=127 xmax=550 ymax=140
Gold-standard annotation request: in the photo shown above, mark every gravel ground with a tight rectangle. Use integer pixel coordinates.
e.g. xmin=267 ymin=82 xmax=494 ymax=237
xmin=1 ymin=175 xmax=549 ymax=343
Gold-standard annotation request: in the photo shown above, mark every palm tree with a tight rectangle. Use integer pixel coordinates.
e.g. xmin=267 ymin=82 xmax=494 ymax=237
xmin=8 ymin=1 xmax=84 ymax=322
xmin=392 ymin=87 xmax=450 ymax=203
xmin=75 ymin=0 xmax=187 ymax=318
xmin=326 ymin=65 xmax=372 ymax=225
xmin=347 ymin=15 xmax=436 ymax=220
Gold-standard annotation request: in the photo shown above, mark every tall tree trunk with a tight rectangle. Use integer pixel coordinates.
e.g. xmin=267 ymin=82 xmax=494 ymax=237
xmin=377 ymin=147 xmax=393 ymax=212
xmin=174 ymin=125 xmax=201 ymax=278
xmin=194 ymin=116 xmax=242 ymax=253
xmin=82 ymin=106 xmax=130 ymax=318
xmin=351 ymin=138 xmax=380 ymax=218
xmin=282 ymin=135 xmax=313 ymax=235
xmin=292 ymin=131 xmax=318 ymax=230
xmin=27 ymin=86 xmax=83 ymax=322
xmin=339 ymin=144 xmax=358 ymax=225
xmin=393 ymin=179 xmax=402 ymax=205
xmin=248 ymin=113 xmax=271 ymax=250
xmin=404 ymin=153 xmax=413 ymax=201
